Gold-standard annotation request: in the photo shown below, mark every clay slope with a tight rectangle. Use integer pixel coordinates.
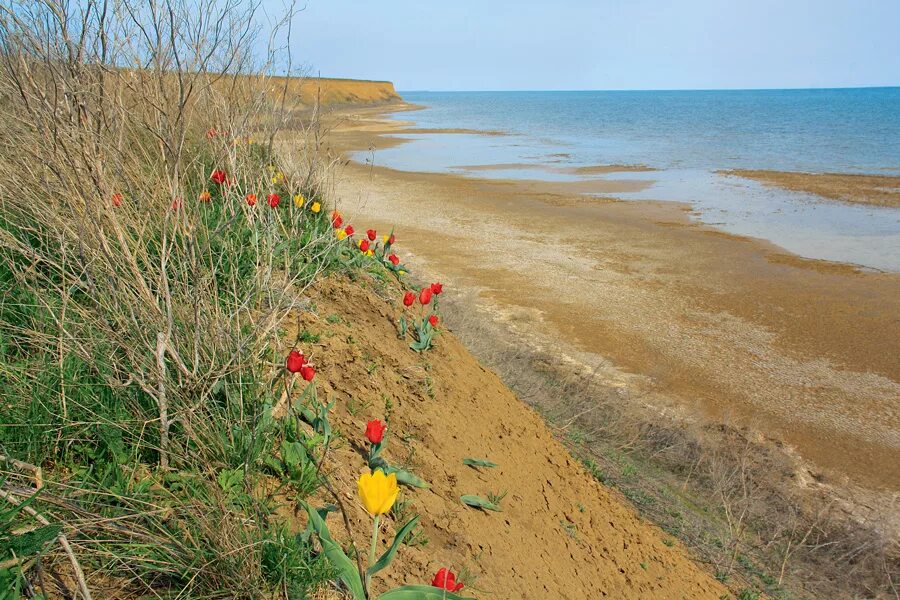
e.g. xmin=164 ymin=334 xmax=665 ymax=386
xmin=270 ymin=76 xmax=401 ymax=107
xmin=285 ymin=276 xmax=730 ymax=600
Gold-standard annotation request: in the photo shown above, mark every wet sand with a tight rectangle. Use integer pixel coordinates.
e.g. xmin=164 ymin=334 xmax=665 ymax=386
xmin=722 ymin=169 xmax=900 ymax=208
xmin=322 ymin=104 xmax=900 ymax=493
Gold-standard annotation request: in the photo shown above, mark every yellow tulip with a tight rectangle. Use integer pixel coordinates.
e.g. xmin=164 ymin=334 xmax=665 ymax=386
xmin=382 ymin=235 xmax=389 ymax=243
xmin=357 ymin=470 xmax=398 ymax=515
xmin=293 ymin=194 xmax=305 ymax=207
xmin=398 ymin=270 xmax=406 ymax=276
xmin=311 ymin=201 xmax=321 ymax=213
xmin=336 ymin=229 xmax=348 ymax=241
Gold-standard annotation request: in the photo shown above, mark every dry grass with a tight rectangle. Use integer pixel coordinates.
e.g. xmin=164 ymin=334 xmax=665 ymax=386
xmin=0 ymin=1 xmax=350 ymax=597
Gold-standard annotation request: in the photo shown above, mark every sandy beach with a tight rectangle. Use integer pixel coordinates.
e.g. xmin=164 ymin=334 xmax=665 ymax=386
xmin=321 ymin=104 xmax=900 ymax=497
xmin=722 ymin=169 xmax=900 ymax=208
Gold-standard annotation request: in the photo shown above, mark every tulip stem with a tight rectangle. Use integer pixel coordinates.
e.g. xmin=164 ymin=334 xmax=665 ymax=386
xmin=366 ymin=514 xmax=380 ymax=595
xmin=369 ymin=514 xmax=380 ymax=564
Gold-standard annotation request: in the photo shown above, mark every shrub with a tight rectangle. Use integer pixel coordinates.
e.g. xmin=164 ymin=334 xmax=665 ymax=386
xmin=0 ymin=0 xmax=341 ymax=597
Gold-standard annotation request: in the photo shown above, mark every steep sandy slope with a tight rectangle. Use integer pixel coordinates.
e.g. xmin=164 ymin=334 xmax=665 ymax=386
xmin=284 ymin=276 xmax=731 ymax=599
xmin=269 ymin=76 xmax=401 ymax=106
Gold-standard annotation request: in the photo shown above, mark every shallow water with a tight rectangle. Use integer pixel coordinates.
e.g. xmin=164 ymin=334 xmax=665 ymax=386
xmin=351 ymin=89 xmax=900 ymax=271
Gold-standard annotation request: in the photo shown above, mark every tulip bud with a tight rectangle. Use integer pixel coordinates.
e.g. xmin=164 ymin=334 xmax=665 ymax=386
xmin=286 ymin=350 xmax=305 ymax=373
xmin=344 ymin=225 xmax=355 ymax=236
xmin=365 ymin=419 xmax=387 ymax=444
xmin=359 ymin=239 xmax=370 ymax=252
xmin=246 ymin=193 xmax=257 ymax=206
xmin=430 ymin=282 xmax=443 ymax=295
xmin=267 ymin=193 xmax=280 ymax=208
xmin=429 ymin=315 xmax=439 ymax=327
xmin=300 ymin=364 xmax=316 ymax=381
xmin=198 ymin=190 xmax=211 ymax=202
xmin=403 ymin=292 xmax=415 ymax=307
xmin=366 ymin=229 xmax=377 ymax=241
xmin=419 ymin=287 xmax=433 ymax=305
xmin=432 ymin=568 xmax=464 ymax=592
xmin=111 ymin=193 xmax=123 ymax=207
xmin=210 ymin=169 xmax=227 ymax=185
xmin=388 ymin=254 xmax=400 ymax=266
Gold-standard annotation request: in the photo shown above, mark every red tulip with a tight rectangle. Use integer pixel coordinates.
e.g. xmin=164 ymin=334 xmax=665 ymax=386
xmin=431 ymin=568 xmax=463 ymax=592
xmin=359 ymin=239 xmax=370 ymax=252
xmin=171 ymin=197 xmax=182 ymax=210
xmin=111 ymin=193 xmax=123 ymax=207
xmin=300 ymin=364 xmax=316 ymax=381
xmin=344 ymin=225 xmax=355 ymax=236
xmin=430 ymin=282 xmax=443 ymax=295
xmin=210 ymin=169 xmax=227 ymax=185
xmin=366 ymin=229 xmax=377 ymax=241
xmin=403 ymin=291 xmax=415 ymax=307
xmin=332 ymin=211 xmax=343 ymax=228
xmin=365 ymin=419 xmax=387 ymax=444
xmin=388 ymin=254 xmax=400 ymax=266
xmin=206 ymin=128 xmax=217 ymax=139
xmin=429 ymin=314 xmax=439 ymax=327
xmin=246 ymin=193 xmax=257 ymax=206
xmin=286 ymin=350 xmax=305 ymax=373
xmin=419 ymin=287 xmax=433 ymax=305
xmin=388 ymin=234 xmax=396 ymax=246
xmin=267 ymin=193 xmax=280 ymax=208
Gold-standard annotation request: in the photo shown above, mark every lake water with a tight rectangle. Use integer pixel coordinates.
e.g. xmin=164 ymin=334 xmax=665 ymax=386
xmin=351 ymin=89 xmax=900 ymax=271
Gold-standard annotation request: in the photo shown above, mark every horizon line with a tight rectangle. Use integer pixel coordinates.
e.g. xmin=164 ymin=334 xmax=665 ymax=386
xmin=396 ymin=84 xmax=900 ymax=94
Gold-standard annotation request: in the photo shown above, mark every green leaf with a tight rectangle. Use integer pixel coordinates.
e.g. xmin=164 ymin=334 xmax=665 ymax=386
xmin=377 ymin=585 xmax=475 ymax=600
xmin=263 ymin=455 xmax=285 ymax=476
xmin=393 ymin=469 xmax=431 ymax=490
xmin=7 ymin=524 xmax=61 ymax=556
xmin=463 ymin=458 xmax=497 ymax=469
xmin=390 ymin=467 xmax=430 ymax=489
xmin=367 ymin=516 xmax=419 ymax=577
xmin=280 ymin=440 xmax=307 ymax=470
xmin=369 ymin=461 xmax=429 ymax=489
xmin=300 ymin=504 xmax=338 ymax=543
xmin=460 ymin=495 xmax=502 ymax=512
xmin=216 ymin=468 xmax=244 ymax=495
xmin=300 ymin=501 xmax=365 ymax=600
xmin=409 ymin=319 xmax=434 ymax=352
xmin=369 ymin=456 xmax=389 ymax=472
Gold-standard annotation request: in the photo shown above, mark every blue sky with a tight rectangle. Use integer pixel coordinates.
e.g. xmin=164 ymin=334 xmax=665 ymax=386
xmin=266 ymin=0 xmax=900 ymax=91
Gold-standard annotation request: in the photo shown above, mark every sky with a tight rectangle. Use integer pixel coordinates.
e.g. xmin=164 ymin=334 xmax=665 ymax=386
xmin=263 ymin=0 xmax=900 ymax=91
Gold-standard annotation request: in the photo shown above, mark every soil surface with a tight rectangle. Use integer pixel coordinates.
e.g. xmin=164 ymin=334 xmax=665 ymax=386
xmin=286 ymin=276 xmax=732 ymax=600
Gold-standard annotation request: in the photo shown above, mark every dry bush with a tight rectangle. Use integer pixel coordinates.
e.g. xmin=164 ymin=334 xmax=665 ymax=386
xmin=0 ymin=1 xmax=345 ymax=597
